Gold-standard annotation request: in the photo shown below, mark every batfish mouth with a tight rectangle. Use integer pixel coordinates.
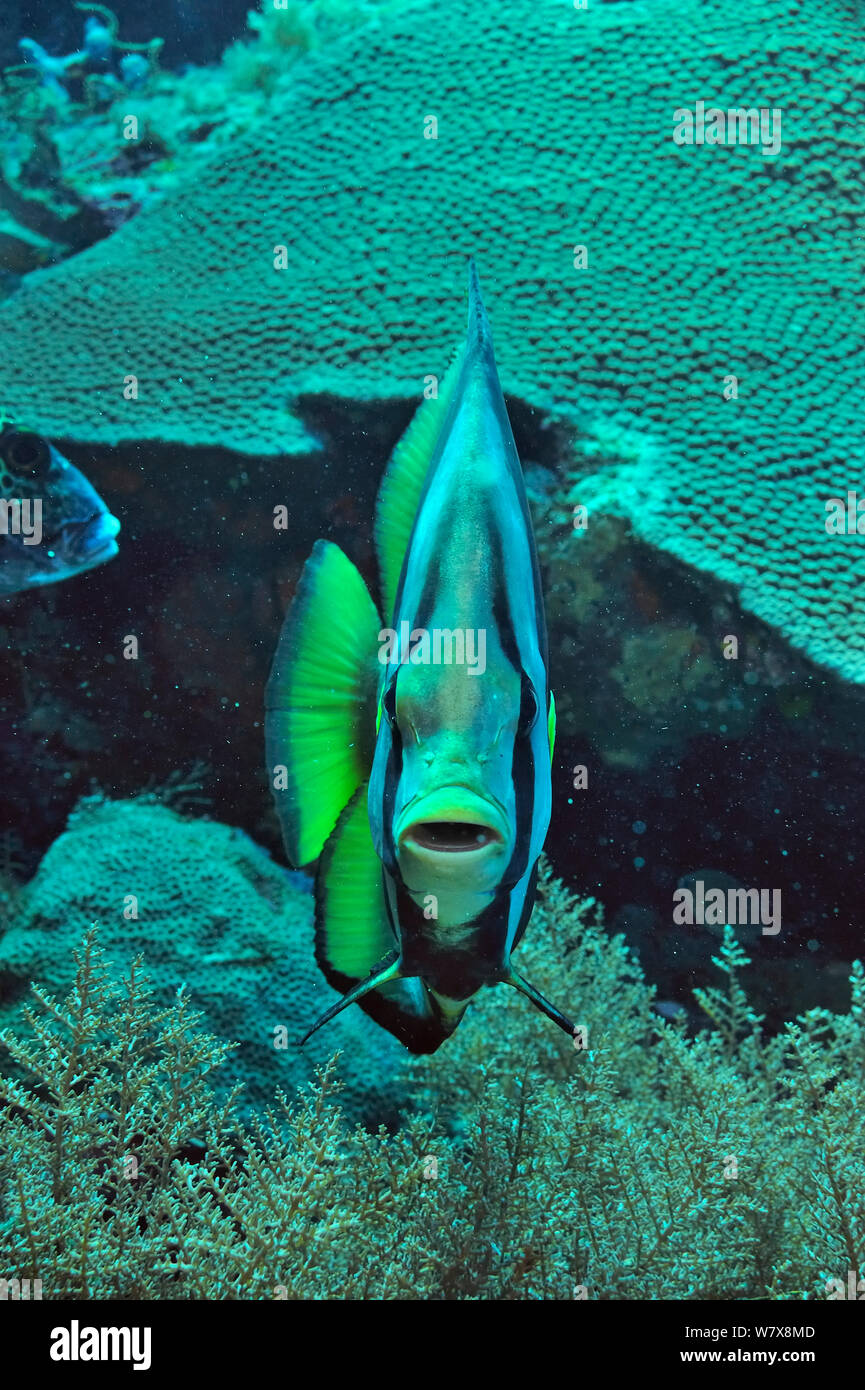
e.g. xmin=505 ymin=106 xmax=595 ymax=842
xmin=402 ymin=820 xmax=504 ymax=854
xmin=396 ymin=787 xmax=510 ymax=860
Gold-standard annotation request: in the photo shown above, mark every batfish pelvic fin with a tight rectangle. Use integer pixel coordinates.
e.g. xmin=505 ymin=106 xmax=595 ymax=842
xmin=298 ymin=952 xmax=578 ymax=1048
xmin=298 ymin=950 xmax=402 ymax=1046
xmin=504 ymin=969 xmax=578 ymax=1039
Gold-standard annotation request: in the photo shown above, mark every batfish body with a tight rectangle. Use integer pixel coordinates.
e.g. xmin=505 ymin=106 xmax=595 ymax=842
xmin=266 ymin=263 xmax=573 ymax=1052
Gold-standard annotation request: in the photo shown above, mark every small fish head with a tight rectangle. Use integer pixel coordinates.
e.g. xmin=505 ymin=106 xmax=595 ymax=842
xmin=0 ymin=420 xmax=120 ymax=593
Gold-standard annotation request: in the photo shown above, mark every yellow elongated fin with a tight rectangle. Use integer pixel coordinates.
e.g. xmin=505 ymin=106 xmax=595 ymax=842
xmin=265 ymin=540 xmax=380 ymax=867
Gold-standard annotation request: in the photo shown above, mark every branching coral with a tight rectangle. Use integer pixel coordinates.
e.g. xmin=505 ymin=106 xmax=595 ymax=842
xmin=413 ymin=883 xmax=865 ymax=1299
xmin=0 ymin=930 xmax=433 ymax=1299
xmin=12 ymin=5 xmax=164 ymax=103
xmin=1 ymin=870 xmax=863 ymax=1299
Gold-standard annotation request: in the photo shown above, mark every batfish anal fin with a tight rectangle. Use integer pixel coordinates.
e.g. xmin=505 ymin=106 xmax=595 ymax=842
xmin=314 ymin=787 xmax=460 ymax=1053
xmin=314 ymin=781 xmax=397 ymax=985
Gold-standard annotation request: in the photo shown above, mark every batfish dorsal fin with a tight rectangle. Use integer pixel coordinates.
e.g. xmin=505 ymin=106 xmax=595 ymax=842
xmin=466 ymin=255 xmax=495 ymax=358
xmin=374 ymin=258 xmax=491 ymax=621
xmin=265 ymin=540 xmax=380 ymax=866
xmin=374 ymin=354 xmax=460 ymax=622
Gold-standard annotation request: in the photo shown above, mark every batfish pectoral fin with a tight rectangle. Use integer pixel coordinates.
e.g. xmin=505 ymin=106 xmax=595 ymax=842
xmin=313 ymin=784 xmax=459 ymax=1054
xmin=264 ymin=539 xmax=381 ymax=867
xmin=505 ymin=967 xmax=577 ymax=1040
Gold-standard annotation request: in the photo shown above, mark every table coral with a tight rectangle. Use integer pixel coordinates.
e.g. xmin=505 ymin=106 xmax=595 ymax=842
xmin=0 ymin=0 xmax=861 ymax=679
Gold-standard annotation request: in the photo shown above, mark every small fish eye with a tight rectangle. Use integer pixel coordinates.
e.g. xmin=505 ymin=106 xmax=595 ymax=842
xmin=2 ymin=431 xmax=51 ymax=478
xmin=382 ymin=680 xmax=398 ymax=725
xmin=518 ymin=679 xmax=539 ymax=736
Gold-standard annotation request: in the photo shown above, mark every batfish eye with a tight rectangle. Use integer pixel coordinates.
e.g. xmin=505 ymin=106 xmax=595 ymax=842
xmin=382 ymin=679 xmax=398 ymax=726
xmin=2 ymin=430 xmax=51 ymax=478
xmin=518 ymin=678 xmax=539 ymax=736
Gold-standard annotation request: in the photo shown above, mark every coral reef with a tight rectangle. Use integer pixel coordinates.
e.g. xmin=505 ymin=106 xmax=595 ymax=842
xmin=0 ymin=4 xmax=168 ymax=272
xmin=0 ymin=0 xmax=860 ymax=1312
xmin=12 ymin=4 xmax=164 ymax=104
xmin=1 ymin=867 xmax=863 ymax=1299
xmin=0 ymin=0 xmax=859 ymax=680
xmin=0 ymin=2 xmax=394 ymax=279
xmin=0 ymin=797 xmax=408 ymax=1125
